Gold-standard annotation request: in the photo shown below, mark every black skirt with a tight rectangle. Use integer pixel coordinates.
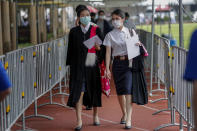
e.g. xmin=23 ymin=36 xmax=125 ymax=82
xmin=112 ymin=59 xmax=132 ymax=95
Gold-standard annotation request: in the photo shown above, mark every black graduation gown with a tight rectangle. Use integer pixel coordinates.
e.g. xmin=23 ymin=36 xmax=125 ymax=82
xmin=66 ymin=25 xmax=104 ymax=107
xmin=131 ymin=46 xmax=148 ymax=105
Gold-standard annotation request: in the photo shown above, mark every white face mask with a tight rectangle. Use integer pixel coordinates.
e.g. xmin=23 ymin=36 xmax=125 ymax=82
xmin=112 ymin=20 xmax=123 ymax=28
xmin=99 ymin=15 xmax=105 ymax=20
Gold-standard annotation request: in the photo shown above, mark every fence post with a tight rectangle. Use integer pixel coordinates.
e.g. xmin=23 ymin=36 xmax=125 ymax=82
xmin=0 ymin=103 xmax=4 ymax=131
xmin=187 ymin=98 xmax=192 ymax=130
xmin=150 ymin=0 xmax=155 ymax=97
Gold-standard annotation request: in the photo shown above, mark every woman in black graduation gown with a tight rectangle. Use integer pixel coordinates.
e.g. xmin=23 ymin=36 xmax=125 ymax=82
xmin=66 ymin=5 xmax=104 ymax=131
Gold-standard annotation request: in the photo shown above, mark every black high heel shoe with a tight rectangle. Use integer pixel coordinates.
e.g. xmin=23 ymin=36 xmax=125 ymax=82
xmin=93 ymin=116 xmax=100 ymax=126
xmin=124 ymin=125 xmax=132 ymax=130
xmin=120 ymin=118 xmax=126 ymax=124
xmin=124 ymin=122 xmax=132 ymax=130
xmin=93 ymin=122 xmax=100 ymax=126
xmin=75 ymin=125 xmax=82 ymax=131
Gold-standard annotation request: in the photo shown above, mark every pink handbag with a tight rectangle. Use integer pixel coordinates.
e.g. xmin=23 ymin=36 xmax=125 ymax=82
xmin=99 ymin=61 xmax=110 ymax=97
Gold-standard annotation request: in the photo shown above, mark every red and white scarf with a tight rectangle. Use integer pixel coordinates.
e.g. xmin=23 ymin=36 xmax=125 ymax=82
xmin=85 ymin=25 xmax=98 ymax=66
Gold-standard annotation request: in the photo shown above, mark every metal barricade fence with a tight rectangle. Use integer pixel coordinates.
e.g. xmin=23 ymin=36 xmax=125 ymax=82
xmin=149 ymin=34 xmax=171 ymax=117
xmin=153 ymin=45 xmax=194 ymax=131
xmin=137 ymin=29 xmax=170 ymax=96
xmin=37 ymin=37 xmax=68 ymax=109
xmin=151 ymin=35 xmax=170 ymax=96
xmin=0 ymin=35 xmax=69 ymax=131
xmin=137 ymin=30 xmax=164 ymax=92
xmin=53 ymin=38 xmax=68 ymax=96
xmin=137 ymin=29 xmax=194 ymax=130
xmin=138 ymin=30 xmax=194 ymax=130
xmin=0 ymin=48 xmax=37 ymax=131
xmin=172 ymin=46 xmax=194 ymax=130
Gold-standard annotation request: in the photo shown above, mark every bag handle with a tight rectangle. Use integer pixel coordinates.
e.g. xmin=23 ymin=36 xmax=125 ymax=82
xmin=132 ymin=29 xmax=137 ymax=36
xmin=128 ymin=28 xmax=137 ymax=37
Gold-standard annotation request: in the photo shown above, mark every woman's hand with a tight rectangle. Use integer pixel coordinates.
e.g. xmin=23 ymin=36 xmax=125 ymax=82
xmin=105 ymin=46 xmax=111 ymax=79
xmin=95 ymin=43 xmax=101 ymax=51
xmin=135 ymin=42 xmax=142 ymax=46
xmin=105 ymin=69 xmax=111 ymax=80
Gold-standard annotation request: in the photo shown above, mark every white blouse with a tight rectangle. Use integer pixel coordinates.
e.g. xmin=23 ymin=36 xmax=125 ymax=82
xmin=103 ymin=26 xmax=131 ymax=57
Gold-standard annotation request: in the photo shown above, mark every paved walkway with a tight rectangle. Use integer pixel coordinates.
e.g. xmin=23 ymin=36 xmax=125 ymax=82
xmin=11 ymin=72 xmax=187 ymax=131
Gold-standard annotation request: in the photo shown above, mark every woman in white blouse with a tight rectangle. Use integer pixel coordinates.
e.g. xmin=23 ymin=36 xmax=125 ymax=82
xmin=104 ymin=9 xmax=139 ymax=129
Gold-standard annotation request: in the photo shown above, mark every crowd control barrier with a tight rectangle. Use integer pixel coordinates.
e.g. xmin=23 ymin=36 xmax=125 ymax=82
xmin=138 ymin=29 xmax=194 ymax=131
xmin=171 ymin=46 xmax=194 ymax=130
xmin=0 ymin=36 xmax=69 ymax=131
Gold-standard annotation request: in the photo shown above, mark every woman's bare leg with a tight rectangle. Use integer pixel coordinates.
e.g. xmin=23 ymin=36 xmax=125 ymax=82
xmin=93 ymin=107 xmax=100 ymax=123
xmin=75 ymin=92 xmax=84 ymax=127
xmin=125 ymin=95 xmax=132 ymax=127
xmin=118 ymin=95 xmax=127 ymax=121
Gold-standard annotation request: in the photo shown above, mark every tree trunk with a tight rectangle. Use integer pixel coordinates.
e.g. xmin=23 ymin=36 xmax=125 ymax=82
xmin=41 ymin=6 xmax=47 ymax=42
xmin=10 ymin=2 xmax=17 ymax=50
xmin=53 ymin=7 xmax=58 ymax=39
xmin=2 ymin=1 xmax=11 ymax=53
xmin=61 ymin=8 xmax=67 ymax=35
xmin=29 ymin=5 xmax=37 ymax=45
xmin=0 ymin=2 xmax=3 ymax=55
xmin=38 ymin=6 xmax=42 ymax=43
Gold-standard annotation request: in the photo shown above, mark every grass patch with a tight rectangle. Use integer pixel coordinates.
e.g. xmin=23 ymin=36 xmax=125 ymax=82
xmin=18 ymin=33 xmax=54 ymax=49
xmin=47 ymin=33 xmax=54 ymax=40
xmin=18 ymin=43 xmax=33 ymax=49
xmin=137 ymin=23 xmax=197 ymax=49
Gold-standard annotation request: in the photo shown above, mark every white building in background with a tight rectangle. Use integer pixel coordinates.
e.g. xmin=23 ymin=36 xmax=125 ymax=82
xmin=170 ymin=11 xmax=176 ymax=23
xmin=140 ymin=0 xmax=195 ymax=6
xmin=139 ymin=0 xmax=196 ymax=24
xmin=194 ymin=11 xmax=197 ymax=21
xmin=139 ymin=13 xmax=145 ymax=24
